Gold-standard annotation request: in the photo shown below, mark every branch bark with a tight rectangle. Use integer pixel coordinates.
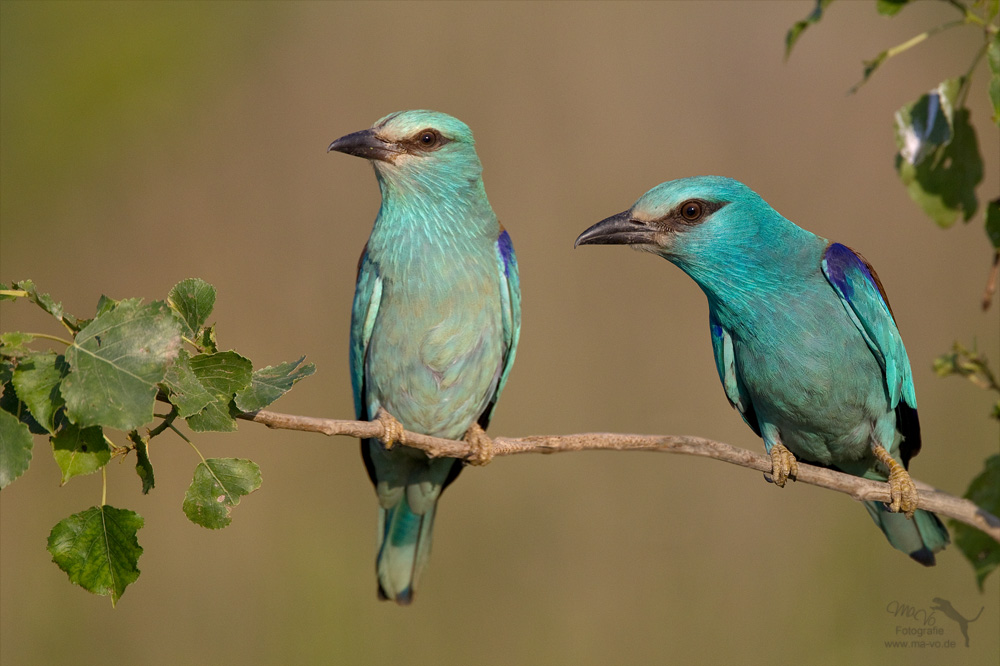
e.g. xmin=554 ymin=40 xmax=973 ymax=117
xmin=238 ymin=409 xmax=1000 ymax=542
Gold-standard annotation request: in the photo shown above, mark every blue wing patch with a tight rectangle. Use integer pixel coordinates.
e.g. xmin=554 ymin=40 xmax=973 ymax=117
xmin=498 ymin=228 xmax=515 ymax=277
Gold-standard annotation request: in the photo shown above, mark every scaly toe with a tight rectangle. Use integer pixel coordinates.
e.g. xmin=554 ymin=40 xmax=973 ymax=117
xmin=871 ymin=443 xmax=917 ymax=518
xmin=375 ymin=408 xmax=404 ymax=450
xmin=768 ymin=443 xmax=798 ymax=488
xmin=889 ymin=468 xmax=919 ymax=518
xmin=464 ymin=423 xmax=494 ymax=467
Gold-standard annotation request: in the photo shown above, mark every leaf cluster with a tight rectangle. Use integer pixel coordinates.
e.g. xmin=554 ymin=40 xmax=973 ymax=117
xmin=949 ymin=454 xmax=1000 ymax=590
xmin=787 ymin=0 xmax=999 ymax=249
xmin=0 ymin=278 xmax=314 ymax=604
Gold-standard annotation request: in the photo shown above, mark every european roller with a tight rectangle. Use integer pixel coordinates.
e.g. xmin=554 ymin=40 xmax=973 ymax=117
xmin=328 ymin=111 xmax=520 ymax=603
xmin=575 ymin=176 xmax=948 ymax=564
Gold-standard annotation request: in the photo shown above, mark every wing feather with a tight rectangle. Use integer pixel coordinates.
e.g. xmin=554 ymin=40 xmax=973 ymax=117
xmin=822 ymin=242 xmax=920 ymax=463
xmin=821 ymin=243 xmax=915 ymax=409
xmin=477 ymin=227 xmax=521 ymax=430
xmin=709 ymin=315 xmax=760 ymax=437
xmin=351 ymin=245 xmax=383 ymax=485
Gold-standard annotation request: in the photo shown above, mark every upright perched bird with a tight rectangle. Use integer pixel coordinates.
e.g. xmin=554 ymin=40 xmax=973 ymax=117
xmin=328 ymin=111 xmax=520 ymax=602
xmin=575 ymin=176 xmax=948 ymax=564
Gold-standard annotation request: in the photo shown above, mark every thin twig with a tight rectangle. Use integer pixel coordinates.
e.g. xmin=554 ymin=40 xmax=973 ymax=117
xmin=983 ymin=249 xmax=999 ymax=311
xmin=238 ymin=409 xmax=999 ymax=542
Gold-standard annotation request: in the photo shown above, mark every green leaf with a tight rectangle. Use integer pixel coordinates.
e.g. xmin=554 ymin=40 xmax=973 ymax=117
xmin=0 ymin=332 xmax=35 ymax=358
xmin=129 ymin=431 xmax=154 ymax=494
xmin=234 ymin=356 xmax=316 ymax=412
xmin=0 ymin=282 xmax=17 ymax=302
xmin=14 ymin=279 xmax=68 ymax=323
xmin=196 ymin=323 xmax=218 ymax=354
xmin=94 ymin=294 xmax=119 ymax=318
xmin=950 ymin=455 xmax=1000 ymax=590
xmin=0 ymin=407 xmax=34 ymax=489
xmin=894 ymin=80 xmax=957 ymax=167
xmin=896 ymin=108 xmax=983 ymax=227
xmin=875 ymin=0 xmax=909 ymax=16
xmin=183 ymin=458 xmax=261 ymax=529
xmin=70 ymin=294 xmax=118 ymax=335
xmin=48 ymin=505 xmax=144 ymax=606
xmin=1 ymin=369 xmax=47 ymax=435
xmin=160 ymin=349 xmax=214 ymax=418
xmin=784 ymin=0 xmax=834 ymax=59
xmin=60 ymin=299 xmax=182 ymax=432
xmin=167 ymin=278 xmax=216 ymax=338
xmin=11 ymin=352 xmax=68 ymax=433
xmin=51 ymin=422 xmax=110 ymax=484
xmin=988 ymin=33 xmax=999 ymax=126
xmin=184 ymin=351 xmax=253 ymax=432
xmin=987 ymin=199 xmax=1000 ymax=250
xmin=197 ymin=324 xmax=219 ymax=354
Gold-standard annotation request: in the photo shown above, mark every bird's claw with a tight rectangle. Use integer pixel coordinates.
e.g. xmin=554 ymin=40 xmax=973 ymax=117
xmin=871 ymin=443 xmax=918 ymax=518
xmin=765 ymin=442 xmax=798 ymax=488
xmin=375 ymin=408 xmax=404 ymax=450
xmin=887 ymin=468 xmax=918 ymax=518
xmin=463 ymin=423 xmax=494 ymax=467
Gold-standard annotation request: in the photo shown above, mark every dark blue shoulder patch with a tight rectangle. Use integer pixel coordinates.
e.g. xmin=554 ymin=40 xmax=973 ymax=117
xmin=823 ymin=242 xmax=875 ymax=302
xmin=497 ymin=229 xmax=515 ymax=277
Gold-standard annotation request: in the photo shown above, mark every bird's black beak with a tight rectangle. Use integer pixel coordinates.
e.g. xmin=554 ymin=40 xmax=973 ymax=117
xmin=574 ymin=210 xmax=655 ymax=248
xmin=328 ymin=129 xmax=400 ymax=163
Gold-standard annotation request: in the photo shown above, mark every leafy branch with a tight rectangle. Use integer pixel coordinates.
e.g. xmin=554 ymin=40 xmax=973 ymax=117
xmin=1 ymin=278 xmax=313 ymax=605
xmin=2 ymin=279 xmax=998 ymax=604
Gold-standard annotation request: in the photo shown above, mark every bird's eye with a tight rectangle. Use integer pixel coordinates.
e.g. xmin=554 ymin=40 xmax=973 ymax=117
xmin=417 ymin=130 xmax=439 ymax=147
xmin=681 ymin=200 xmax=703 ymax=222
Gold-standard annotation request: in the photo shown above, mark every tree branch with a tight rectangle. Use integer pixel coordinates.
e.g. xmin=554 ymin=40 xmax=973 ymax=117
xmin=238 ymin=409 xmax=1000 ymax=542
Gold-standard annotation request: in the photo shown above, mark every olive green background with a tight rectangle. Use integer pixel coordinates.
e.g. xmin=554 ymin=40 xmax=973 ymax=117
xmin=1 ymin=2 xmax=997 ymax=665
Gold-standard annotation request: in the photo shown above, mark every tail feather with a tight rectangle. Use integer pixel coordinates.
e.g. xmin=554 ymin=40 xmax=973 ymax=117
xmin=863 ymin=501 xmax=950 ymax=566
xmin=376 ymin=495 xmax=438 ymax=604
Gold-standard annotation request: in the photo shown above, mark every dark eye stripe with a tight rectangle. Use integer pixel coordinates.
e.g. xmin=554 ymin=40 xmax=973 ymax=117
xmin=651 ymin=199 xmax=728 ymax=231
xmin=404 ymin=128 xmax=450 ymax=153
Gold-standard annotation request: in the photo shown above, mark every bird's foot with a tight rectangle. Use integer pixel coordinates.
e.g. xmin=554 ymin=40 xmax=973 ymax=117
xmin=765 ymin=442 xmax=798 ymax=488
xmin=871 ymin=443 xmax=917 ymax=518
xmin=375 ymin=408 xmax=404 ymax=450
xmin=463 ymin=422 xmax=494 ymax=467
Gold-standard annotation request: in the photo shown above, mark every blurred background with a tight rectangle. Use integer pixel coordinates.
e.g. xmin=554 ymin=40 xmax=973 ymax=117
xmin=1 ymin=2 xmax=997 ymax=665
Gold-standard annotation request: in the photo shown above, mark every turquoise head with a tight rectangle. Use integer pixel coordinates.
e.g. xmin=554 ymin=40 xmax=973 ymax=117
xmin=329 ymin=110 xmax=485 ymax=202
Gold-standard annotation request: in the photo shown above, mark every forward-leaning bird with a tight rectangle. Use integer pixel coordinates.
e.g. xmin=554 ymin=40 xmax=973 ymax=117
xmin=575 ymin=176 xmax=948 ymax=564
xmin=328 ymin=110 xmax=520 ymax=602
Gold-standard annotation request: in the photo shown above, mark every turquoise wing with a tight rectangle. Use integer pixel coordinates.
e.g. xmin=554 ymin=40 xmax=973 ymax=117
xmin=478 ymin=227 xmax=521 ymax=429
xmin=821 ymin=243 xmax=916 ymax=410
xmin=709 ymin=313 xmax=760 ymax=436
xmin=350 ymin=245 xmax=383 ymax=422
